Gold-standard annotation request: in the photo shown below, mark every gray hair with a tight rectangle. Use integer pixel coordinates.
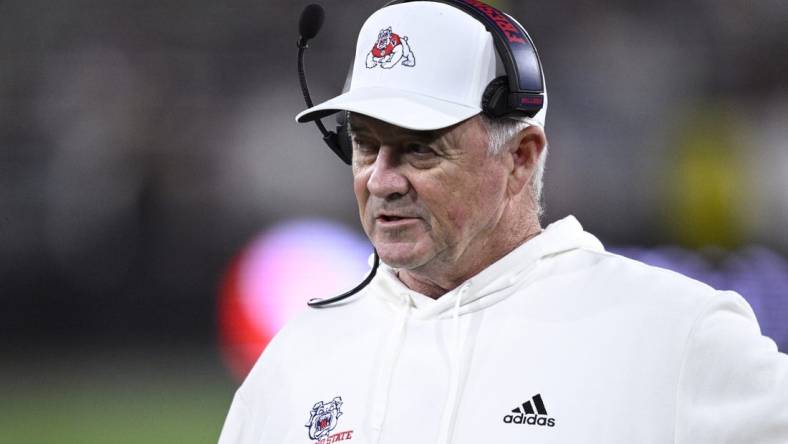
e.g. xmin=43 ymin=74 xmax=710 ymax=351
xmin=481 ymin=115 xmax=548 ymax=217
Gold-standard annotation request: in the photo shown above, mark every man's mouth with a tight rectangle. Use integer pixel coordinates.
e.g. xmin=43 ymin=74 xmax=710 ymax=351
xmin=376 ymin=214 xmax=420 ymax=226
xmin=379 ymin=215 xmax=405 ymax=222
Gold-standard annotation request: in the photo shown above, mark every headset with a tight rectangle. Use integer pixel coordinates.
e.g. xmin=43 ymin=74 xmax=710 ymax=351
xmin=298 ymin=0 xmax=545 ymax=165
xmin=296 ymin=0 xmax=544 ymax=306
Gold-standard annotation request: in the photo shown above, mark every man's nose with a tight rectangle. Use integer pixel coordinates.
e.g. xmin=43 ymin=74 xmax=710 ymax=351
xmin=367 ymin=145 xmax=409 ymax=199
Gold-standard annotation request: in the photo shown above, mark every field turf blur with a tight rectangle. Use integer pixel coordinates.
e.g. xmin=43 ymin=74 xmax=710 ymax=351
xmin=0 ymin=347 xmax=237 ymax=444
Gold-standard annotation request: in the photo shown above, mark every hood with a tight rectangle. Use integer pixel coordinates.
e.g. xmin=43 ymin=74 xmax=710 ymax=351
xmin=369 ymin=215 xmax=604 ymax=318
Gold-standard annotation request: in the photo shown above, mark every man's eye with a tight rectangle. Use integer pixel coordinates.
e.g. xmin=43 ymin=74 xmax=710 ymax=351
xmin=353 ymin=139 xmax=378 ymax=153
xmin=405 ymin=143 xmax=434 ymax=156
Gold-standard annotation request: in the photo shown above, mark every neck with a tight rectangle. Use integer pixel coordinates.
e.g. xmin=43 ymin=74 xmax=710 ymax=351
xmin=398 ymin=211 xmax=542 ymax=299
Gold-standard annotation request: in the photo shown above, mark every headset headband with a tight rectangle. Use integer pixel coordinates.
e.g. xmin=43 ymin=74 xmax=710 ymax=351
xmin=384 ymin=0 xmax=544 ymax=114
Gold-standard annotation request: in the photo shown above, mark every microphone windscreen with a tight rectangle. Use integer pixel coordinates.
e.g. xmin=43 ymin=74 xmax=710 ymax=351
xmin=299 ymin=4 xmax=325 ymax=41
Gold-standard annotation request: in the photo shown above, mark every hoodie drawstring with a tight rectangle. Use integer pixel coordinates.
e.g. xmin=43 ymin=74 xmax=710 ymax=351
xmin=437 ymin=282 xmax=471 ymax=444
xmin=370 ymin=293 xmax=412 ymax=444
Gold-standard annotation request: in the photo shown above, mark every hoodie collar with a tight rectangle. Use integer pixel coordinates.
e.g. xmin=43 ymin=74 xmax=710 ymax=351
xmin=370 ymin=215 xmax=604 ymax=318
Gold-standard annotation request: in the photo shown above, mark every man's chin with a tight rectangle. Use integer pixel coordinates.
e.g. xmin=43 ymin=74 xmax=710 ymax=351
xmin=374 ymin=242 xmax=430 ymax=270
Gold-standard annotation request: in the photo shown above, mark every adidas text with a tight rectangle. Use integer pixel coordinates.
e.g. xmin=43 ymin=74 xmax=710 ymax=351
xmin=502 ymin=414 xmax=556 ymax=427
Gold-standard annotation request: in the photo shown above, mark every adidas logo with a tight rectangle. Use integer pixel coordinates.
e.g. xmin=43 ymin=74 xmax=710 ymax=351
xmin=502 ymin=394 xmax=556 ymax=427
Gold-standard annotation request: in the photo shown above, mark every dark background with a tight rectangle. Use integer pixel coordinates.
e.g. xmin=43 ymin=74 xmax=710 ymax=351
xmin=1 ymin=0 xmax=786 ymax=442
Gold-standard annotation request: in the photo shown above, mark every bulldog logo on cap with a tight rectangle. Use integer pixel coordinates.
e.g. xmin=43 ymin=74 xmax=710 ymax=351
xmin=365 ymin=27 xmax=416 ymax=69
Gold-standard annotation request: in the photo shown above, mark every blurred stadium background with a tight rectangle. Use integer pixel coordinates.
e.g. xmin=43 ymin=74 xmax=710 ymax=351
xmin=1 ymin=0 xmax=786 ymax=442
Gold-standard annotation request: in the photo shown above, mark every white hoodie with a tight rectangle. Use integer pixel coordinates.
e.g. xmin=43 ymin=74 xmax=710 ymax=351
xmin=218 ymin=216 xmax=788 ymax=444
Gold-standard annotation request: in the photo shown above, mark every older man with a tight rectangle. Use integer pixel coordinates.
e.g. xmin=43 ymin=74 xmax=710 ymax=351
xmin=218 ymin=2 xmax=788 ymax=444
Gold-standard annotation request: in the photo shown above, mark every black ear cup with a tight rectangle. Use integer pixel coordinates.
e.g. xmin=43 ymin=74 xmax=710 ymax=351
xmin=318 ymin=112 xmax=352 ymax=165
xmin=335 ymin=112 xmax=352 ymax=165
xmin=481 ymin=76 xmax=512 ymax=118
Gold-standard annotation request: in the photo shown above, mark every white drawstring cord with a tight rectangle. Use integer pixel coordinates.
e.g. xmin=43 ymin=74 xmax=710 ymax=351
xmin=370 ymin=294 xmax=411 ymax=444
xmin=437 ymin=282 xmax=470 ymax=444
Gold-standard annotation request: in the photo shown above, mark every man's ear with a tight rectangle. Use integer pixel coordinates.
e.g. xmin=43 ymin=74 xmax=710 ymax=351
xmin=507 ymin=125 xmax=546 ymax=197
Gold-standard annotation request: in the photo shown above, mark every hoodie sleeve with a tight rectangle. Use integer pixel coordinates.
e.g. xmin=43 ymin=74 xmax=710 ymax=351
xmin=216 ymin=309 xmax=298 ymax=444
xmin=674 ymin=290 xmax=788 ymax=444
xmin=218 ymin=390 xmax=255 ymax=444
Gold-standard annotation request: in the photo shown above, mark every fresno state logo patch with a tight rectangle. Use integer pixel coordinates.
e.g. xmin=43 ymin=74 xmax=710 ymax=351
xmin=365 ymin=27 xmax=416 ymax=69
xmin=305 ymin=397 xmax=354 ymax=443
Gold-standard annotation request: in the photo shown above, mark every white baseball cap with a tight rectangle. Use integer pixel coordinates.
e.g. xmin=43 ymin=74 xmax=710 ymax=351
xmin=295 ymin=1 xmax=547 ymax=130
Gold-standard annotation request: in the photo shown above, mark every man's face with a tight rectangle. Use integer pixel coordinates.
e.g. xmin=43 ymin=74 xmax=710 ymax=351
xmin=351 ymin=114 xmax=510 ymax=273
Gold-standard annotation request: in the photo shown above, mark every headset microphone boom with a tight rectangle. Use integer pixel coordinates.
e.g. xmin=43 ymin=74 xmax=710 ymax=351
xmin=296 ymin=3 xmax=380 ymax=308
